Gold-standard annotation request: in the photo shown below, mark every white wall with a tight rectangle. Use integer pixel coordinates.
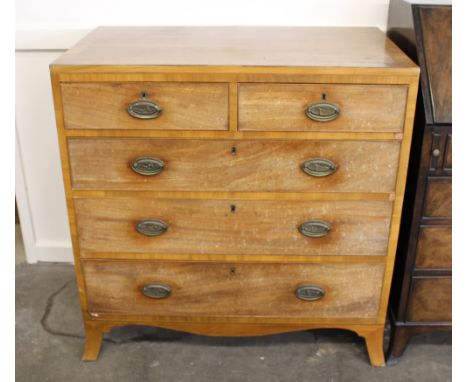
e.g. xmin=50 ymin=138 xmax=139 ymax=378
xmin=16 ymin=51 xmax=73 ymax=263
xmin=16 ymin=0 xmax=390 ymax=30
xmin=15 ymin=0 xmax=391 ymax=263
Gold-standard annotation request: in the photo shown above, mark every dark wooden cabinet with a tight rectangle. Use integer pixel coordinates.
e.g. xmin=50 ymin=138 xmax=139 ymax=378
xmin=386 ymin=0 xmax=452 ymax=363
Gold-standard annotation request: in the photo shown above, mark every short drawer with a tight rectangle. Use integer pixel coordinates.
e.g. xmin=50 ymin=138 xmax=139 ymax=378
xmin=68 ymin=138 xmax=400 ymax=193
xmin=423 ymin=178 xmax=452 ymax=218
xmin=74 ymin=198 xmax=392 ymax=256
xmin=82 ymin=260 xmax=385 ymax=319
xmin=238 ymin=84 xmax=407 ymax=132
xmin=407 ymin=277 xmax=452 ymax=322
xmin=415 ymin=226 xmax=452 ymax=269
xmin=61 ymin=82 xmax=229 ymax=130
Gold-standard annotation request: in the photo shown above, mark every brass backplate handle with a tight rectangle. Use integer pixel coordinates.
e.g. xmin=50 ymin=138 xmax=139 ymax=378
xmin=127 ymin=97 xmax=162 ymax=119
xmin=302 ymin=158 xmax=337 ymax=177
xmin=299 ymin=220 xmax=331 ymax=238
xmin=136 ymin=219 xmax=168 ymax=236
xmin=305 ymin=101 xmax=340 ymax=122
xmin=142 ymin=284 xmax=171 ymax=299
xmin=296 ymin=285 xmax=325 ymax=301
xmin=131 ymin=157 xmax=165 ymax=176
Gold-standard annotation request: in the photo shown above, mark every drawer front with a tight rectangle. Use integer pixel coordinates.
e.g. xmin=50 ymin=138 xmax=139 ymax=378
xmin=238 ymin=84 xmax=407 ymax=132
xmin=407 ymin=277 xmax=452 ymax=322
xmin=74 ymin=198 xmax=392 ymax=256
xmin=444 ymin=133 xmax=452 ymax=170
xmin=423 ymin=178 xmax=452 ymax=218
xmin=61 ymin=82 xmax=229 ymax=130
xmin=68 ymin=138 xmax=400 ymax=193
xmin=429 ymin=128 xmax=452 ymax=175
xmin=415 ymin=226 xmax=452 ymax=269
xmin=82 ymin=260 xmax=385 ymax=318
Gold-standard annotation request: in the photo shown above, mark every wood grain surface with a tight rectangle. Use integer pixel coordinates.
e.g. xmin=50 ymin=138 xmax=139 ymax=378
xmin=418 ymin=6 xmax=452 ymax=123
xmin=82 ymin=260 xmax=385 ymax=318
xmin=79 ymin=318 xmax=387 ymax=365
xmin=444 ymin=133 xmax=452 ymax=170
xmin=423 ymin=179 xmax=452 ymax=218
xmin=415 ymin=226 xmax=452 ymax=269
xmin=238 ymin=84 xmax=407 ymax=133
xmin=52 ymin=27 xmax=416 ymax=69
xmin=49 ymin=26 xmax=420 ymax=366
xmin=407 ymin=277 xmax=452 ymax=321
xmin=68 ymin=138 xmax=400 ymax=193
xmin=61 ymin=82 xmax=229 ymax=130
xmin=74 ymin=198 xmax=393 ymax=256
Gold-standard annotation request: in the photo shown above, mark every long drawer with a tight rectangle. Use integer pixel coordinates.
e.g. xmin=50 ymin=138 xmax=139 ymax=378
xmin=61 ymin=82 xmax=229 ymax=130
xmin=68 ymin=138 xmax=400 ymax=193
xmin=74 ymin=198 xmax=392 ymax=256
xmin=82 ymin=260 xmax=385 ymax=318
xmin=238 ymin=83 xmax=407 ymax=132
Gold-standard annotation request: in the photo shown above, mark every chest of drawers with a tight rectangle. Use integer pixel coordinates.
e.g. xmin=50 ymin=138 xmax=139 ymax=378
xmin=50 ymin=27 xmax=419 ymax=367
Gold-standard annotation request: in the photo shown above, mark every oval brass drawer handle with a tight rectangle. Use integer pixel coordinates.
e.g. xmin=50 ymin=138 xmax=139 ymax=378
xmin=131 ymin=157 xmax=165 ymax=176
xmin=142 ymin=284 xmax=171 ymax=299
xmin=305 ymin=101 xmax=340 ymax=122
xmin=302 ymin=158 xmax=337 ymax=177
xmin=128 ymin=97 xmax=162 ymax=119
xmin=296 ymin=285 xmax=325 ymax=301
xmin=299 ymin=220 xmax=331 ymax=238
xmin=136 ymin=219 xmax=168 ymax=236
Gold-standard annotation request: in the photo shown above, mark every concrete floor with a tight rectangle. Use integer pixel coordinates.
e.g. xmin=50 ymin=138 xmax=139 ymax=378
xmin=15 ymin=226 xmax=451 ymax=382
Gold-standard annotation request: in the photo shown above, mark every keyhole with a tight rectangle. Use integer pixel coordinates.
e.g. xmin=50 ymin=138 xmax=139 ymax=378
xmin=322 ymin=93 xmax=327 ymax=100
xmin=229 ymin=267 xmax=236 ymax=276
xmin=231 ymin=146 xmax=237 ymax=156
xmin=140 ymin=91 xmax=147 ymax=98
xmin=230 ymin=204 xmax=236 ymax=213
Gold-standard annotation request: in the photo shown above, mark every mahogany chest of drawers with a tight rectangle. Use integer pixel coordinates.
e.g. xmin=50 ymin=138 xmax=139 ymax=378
xmin=387 ymin=0 xmax=452 ymax=362
xmin=50 ymin=27 xmax=419 ymax=367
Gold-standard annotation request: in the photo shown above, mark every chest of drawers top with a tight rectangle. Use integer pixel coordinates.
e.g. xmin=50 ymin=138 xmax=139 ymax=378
xmin=53 ymin=26 xmax=416 ymax=69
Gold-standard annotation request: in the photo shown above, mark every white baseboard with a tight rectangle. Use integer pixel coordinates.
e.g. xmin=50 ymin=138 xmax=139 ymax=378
xmin=35 ymin=241 xmax=74 ymax=263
